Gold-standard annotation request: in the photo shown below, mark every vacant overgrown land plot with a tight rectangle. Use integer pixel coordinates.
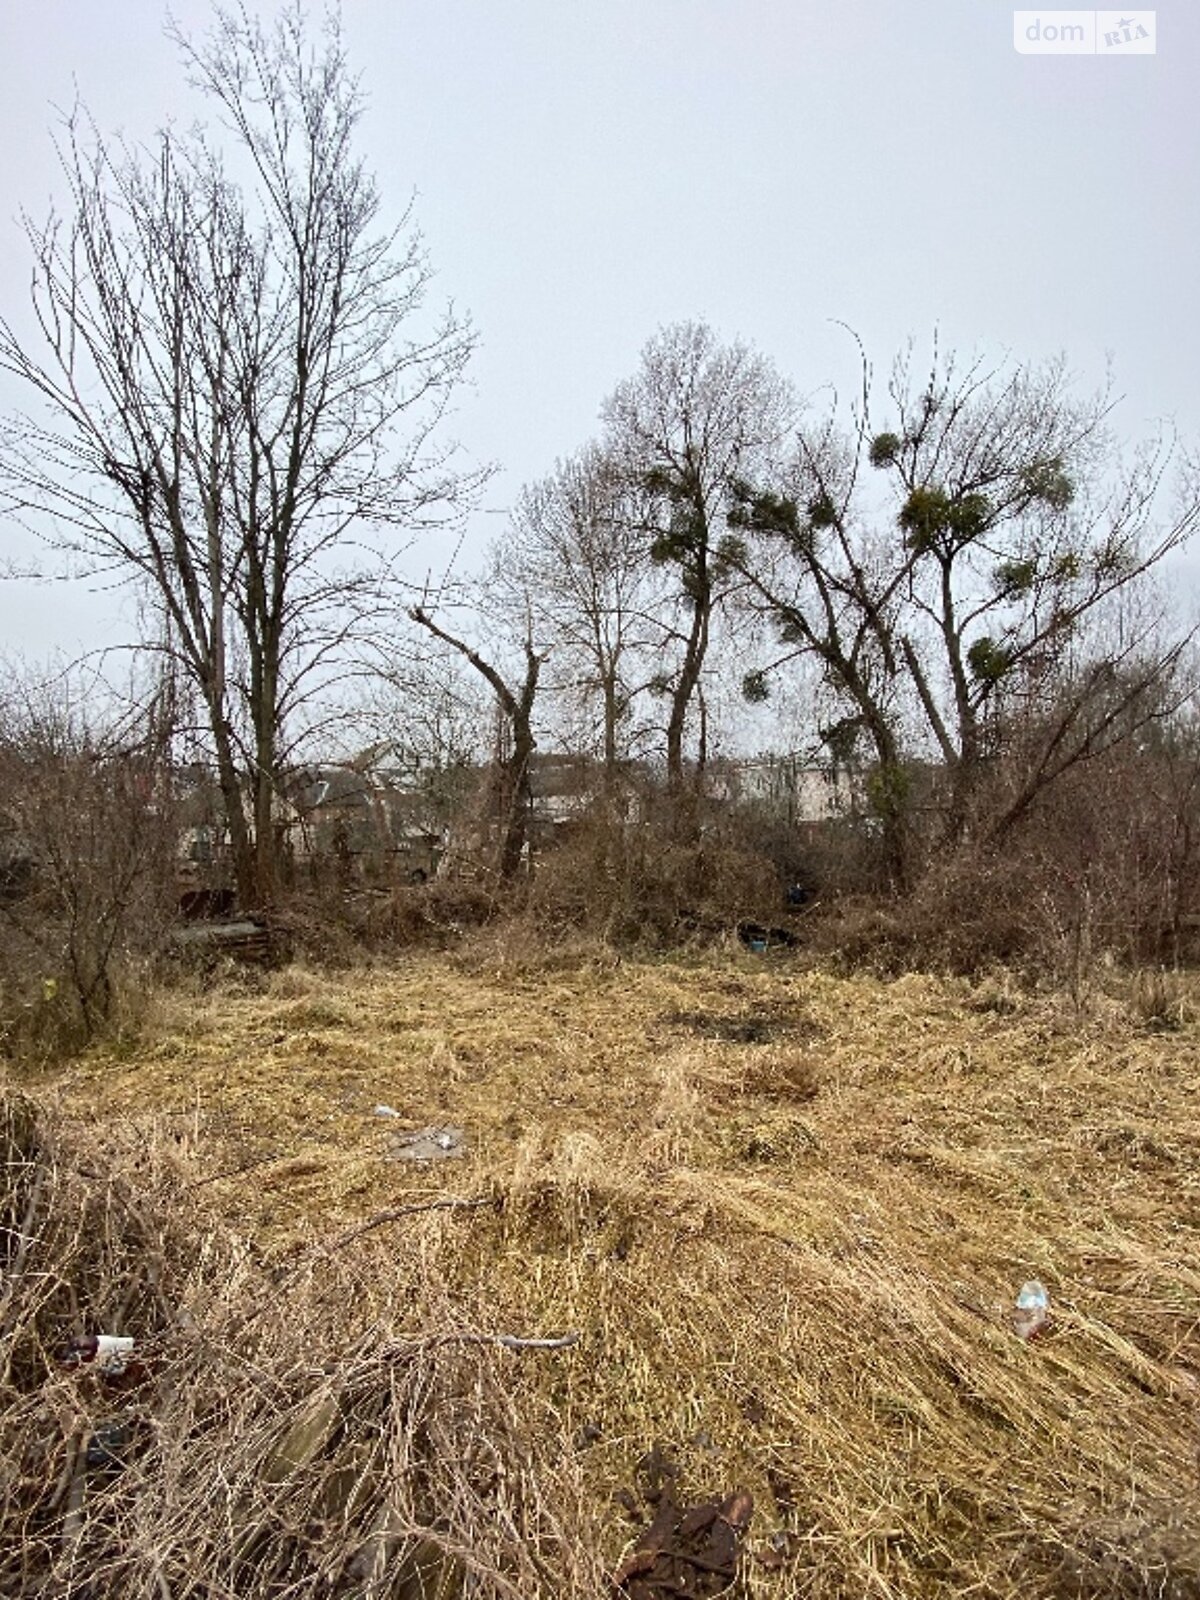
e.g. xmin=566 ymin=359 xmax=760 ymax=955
xmin=4 ymin=950 xmax=1199 ymax=1597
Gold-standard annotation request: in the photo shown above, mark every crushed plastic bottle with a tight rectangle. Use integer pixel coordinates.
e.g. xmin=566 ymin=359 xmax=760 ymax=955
xmin=1012 ymin=1280 xmax=1050 ymax=1341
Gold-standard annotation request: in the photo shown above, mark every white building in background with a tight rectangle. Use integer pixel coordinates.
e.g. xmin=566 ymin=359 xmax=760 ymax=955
xmin=703 ymin=754 xmax=861 ymax=823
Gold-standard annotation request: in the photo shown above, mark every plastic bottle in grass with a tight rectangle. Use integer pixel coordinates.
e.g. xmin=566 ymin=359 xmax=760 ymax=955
xmin=1013 ymin=1281 xmax=1050 ymax=1341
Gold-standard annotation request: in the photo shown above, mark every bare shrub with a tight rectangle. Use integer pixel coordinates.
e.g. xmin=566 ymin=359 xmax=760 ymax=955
xmin=0 ymin=682 xmax=178 ymax=1060
xmin=527 ymin=796 xmax=783 ymax=947
xmin=276 ymin=879 xmax=501 ymax=965
xmin=365 ymin=880 xmax=501 ymax=947
xmin=810 ymin=873 xmax=1031 ymax=978
xmin=1128 ymin=966 xmax=1188 ymax=1031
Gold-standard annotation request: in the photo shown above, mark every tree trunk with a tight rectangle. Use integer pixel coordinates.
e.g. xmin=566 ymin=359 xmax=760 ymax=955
xmin=208 ymin=701 xmax=256 ymax=909
xmin=666 ymin=583 xmax=710 ymax=796
xmin=602 ymin=674 xmax=619 ymax=795
xmin=253 ymin=663 xmax=278 ymax=906
xmin=498 ymin=719 xmax=535 ymax=881
xmin=862 ymin=708 xmax=910 ymax=893
xmin=409 ymin=606 xmax=545 ymax=885
xmin=253 ymin=762 xmax=276 ymax=907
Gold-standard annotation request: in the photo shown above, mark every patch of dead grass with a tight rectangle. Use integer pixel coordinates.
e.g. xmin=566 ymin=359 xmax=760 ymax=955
xmin=5 ymin=950 xmax=1199 ymax=1596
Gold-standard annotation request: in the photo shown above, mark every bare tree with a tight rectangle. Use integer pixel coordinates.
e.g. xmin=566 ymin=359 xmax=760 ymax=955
xmin=409 ymin=601 xmax=547 ymax=881
xmin=729 ymin=340 xmax=1199 ymax=880
xmin=726 ymin=397 xmax=916 ymax=884
xmin=365 ymin=638 xmax=491 ymax=843
xmin=504 ymin=444 xmax=660 ymax=792
xmin=601 ymin=322 xmax=791 ymax=795
xmin=870 ymin=345 xmax=1198 ymax=831
xmin=0 ymin=5 xmax=477 ymax=907
xmin=980 ymin=592 xmax=1195 ymax=845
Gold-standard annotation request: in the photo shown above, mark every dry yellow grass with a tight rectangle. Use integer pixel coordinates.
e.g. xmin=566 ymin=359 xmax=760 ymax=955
xmin=10 ymin=943 xmax=1200 ymax=1596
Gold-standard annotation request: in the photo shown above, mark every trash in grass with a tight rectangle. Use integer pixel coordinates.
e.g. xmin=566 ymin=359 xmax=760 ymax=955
xmin=615 ymin=1445 xmax=754 ymax=1598
xmin=386 ymin=1124 xmax=466 ymax=1162
xmin=1012 ymin=1280 xmax=1050 ymax=1341
xmin=755 ymin=1528 xmax=793 ymax=1571
xmin=372 ymin=1103 xmax=403 ymax=1119
xmin=62 ymin=1334 xmax=135 ymax=1376
xmin=736 ymin=921 xmax=798 ymax=953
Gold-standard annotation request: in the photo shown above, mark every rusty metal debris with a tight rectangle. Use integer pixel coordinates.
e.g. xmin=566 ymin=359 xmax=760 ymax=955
xmin=614 ymin=1446 xmax=753 ymax=1598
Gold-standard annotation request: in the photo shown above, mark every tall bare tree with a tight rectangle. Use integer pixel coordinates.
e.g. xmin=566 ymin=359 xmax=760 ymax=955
xmin=601 ymin=322 xmax=790 ymax=795
xmin=0 ymin=5 xmax=477 ymax=906
xmin=873 ymin=346 xmax=1198 ymax=831
xmin=726 ymin=390 xmax=916 ymax=884
xmin=504 ymin=444 xmax=659 ymax=791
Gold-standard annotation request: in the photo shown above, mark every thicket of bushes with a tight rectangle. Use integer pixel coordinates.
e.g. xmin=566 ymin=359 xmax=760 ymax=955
xmin=3 ymin=683 xmax=1200 ymax=1066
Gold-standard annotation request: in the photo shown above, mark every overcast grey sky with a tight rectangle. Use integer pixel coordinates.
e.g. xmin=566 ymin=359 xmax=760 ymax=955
xmin=0 ymin=0 xmax=1196 ymax=659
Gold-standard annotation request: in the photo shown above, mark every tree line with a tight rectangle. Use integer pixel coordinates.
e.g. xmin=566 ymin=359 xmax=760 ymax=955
xmin=1 ymin=3 xmax=1197 ymax=921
